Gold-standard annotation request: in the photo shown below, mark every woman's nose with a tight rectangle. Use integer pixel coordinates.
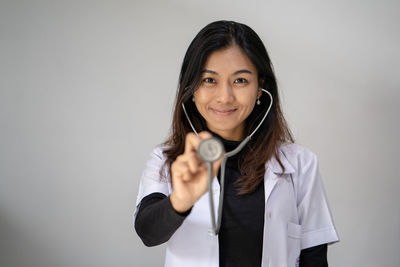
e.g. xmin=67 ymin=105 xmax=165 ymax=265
xmin=216 ymin=82 xmax=234 ymax=103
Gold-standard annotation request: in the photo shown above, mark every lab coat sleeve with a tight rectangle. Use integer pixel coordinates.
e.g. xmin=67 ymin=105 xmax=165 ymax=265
xmin=134 ymin=146 xmax=171 ymax=220
xmin=296 ymin=149 xmax=339 ymax=250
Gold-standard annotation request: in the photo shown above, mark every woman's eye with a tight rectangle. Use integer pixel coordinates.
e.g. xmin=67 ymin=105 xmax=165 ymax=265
xmin=203 ymin=77 xmax=216 ymax=83
xmin=234 ymin=78 xmax=248 ymax=84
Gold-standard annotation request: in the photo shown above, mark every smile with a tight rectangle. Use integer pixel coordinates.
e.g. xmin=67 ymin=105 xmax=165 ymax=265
xmin=209 ymin=108 xmax=237 ymax=116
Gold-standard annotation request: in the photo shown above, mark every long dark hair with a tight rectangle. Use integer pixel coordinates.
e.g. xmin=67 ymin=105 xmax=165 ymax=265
xmin=163 ymin=20 xmax=294 ymax=194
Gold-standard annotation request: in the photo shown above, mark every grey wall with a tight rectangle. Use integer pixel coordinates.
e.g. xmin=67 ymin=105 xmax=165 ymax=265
xmin=1 ymin=0 xmax=399 ymax=266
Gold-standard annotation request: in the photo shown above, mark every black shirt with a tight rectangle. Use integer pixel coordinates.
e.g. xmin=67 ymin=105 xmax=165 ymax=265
xmin=216 ymin=138 xmax=265 ymax=266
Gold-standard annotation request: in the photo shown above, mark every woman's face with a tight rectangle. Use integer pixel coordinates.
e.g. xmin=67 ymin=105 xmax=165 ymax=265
xmin=194 ymin=45 xmax=261 ymax=141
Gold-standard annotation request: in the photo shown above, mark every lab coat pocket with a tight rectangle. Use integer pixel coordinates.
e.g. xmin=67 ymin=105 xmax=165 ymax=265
xmin=287 ymin=222 xmax=302 ymax=267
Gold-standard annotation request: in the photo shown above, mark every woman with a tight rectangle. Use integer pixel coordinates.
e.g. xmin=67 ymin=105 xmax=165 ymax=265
xmin=134 ymin=20 xmax=339 ymax=267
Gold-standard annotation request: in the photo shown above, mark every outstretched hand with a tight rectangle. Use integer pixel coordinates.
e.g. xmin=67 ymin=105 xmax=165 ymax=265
xmin=170 ymin=131 xmax=223 ymax=213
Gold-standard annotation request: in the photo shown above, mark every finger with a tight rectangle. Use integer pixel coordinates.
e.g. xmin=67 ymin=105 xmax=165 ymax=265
xmin=184 ymin=131 xmax=214 ymax=155
xmin=176 ymin=152 xmax=202 ymax=175
xmin=184 ymin=132 xmax=202 ymax=154
xmin=181 ymin=151 xmax=203 ymax=174
xmin=171 ymin=161 xmax=191 ymax=182
xmin=198 ymin=131 xmax=212 ymax=140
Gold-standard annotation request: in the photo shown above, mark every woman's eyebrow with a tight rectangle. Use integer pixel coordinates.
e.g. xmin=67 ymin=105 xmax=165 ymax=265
xmin=233 ymin=69 xmax=253 ymax=75
xmin=201 ymin=69 xmax=253 ymax=75
xmin=201 ymin=69 xmax=218 ymax=75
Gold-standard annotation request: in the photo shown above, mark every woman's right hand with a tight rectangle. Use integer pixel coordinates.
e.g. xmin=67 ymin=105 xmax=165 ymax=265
xmin=170 ymin=131 xmax=223 ymax=213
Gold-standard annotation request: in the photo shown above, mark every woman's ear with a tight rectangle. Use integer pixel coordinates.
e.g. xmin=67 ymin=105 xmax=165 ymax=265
xmin=257 ymin=88 xmax=263 ymax=98
xmin=258 ymin=78 xmax=265 ymax=87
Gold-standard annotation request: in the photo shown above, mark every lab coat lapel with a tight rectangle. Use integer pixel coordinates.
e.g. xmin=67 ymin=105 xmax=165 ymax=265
xmin=263 ymin=149 xmax=295 ymax=204
xmin=262 ymin=147 xmax=296 ymax=267
xmin=264 ymin=168 xmax=280 ymax=205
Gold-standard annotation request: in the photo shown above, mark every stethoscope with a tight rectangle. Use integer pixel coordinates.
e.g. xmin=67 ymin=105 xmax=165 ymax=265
xmin=182 ymin=88 xmax=273 ymax=235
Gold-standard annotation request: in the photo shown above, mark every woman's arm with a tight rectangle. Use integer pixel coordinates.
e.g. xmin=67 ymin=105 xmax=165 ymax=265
xmin=299 ymin=244 xmax=328 ymax=267
xmin=134 ymin=192 xmax=191 ymax=247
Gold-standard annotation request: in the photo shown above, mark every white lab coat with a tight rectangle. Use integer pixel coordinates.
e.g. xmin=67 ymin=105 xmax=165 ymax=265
xmin=134 ymin=142 xmax=339 ymax=267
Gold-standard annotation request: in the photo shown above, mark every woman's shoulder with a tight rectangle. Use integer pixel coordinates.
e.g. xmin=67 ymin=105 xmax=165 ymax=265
xmin=278 ymin=142 xmax=317 ymax=159
xmin=148 ymin=144 xmax=171 ymax=160
xmin=273 ymin=142 xmax=319 ymax=174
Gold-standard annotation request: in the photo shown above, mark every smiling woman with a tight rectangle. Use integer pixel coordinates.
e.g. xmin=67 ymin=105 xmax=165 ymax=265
xmin=134 ymin=20 xmax=339 ymax=267
xmin=194 ymin=45 xmax=261 ymax=141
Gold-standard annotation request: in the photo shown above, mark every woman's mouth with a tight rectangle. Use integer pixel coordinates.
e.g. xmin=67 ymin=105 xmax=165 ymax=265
xmin=209 ymin=108 xmax=237 ymax=116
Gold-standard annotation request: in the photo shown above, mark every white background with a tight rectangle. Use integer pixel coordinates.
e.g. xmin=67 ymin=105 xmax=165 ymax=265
xmin=0 ymin=0 xmax=399 ymax=266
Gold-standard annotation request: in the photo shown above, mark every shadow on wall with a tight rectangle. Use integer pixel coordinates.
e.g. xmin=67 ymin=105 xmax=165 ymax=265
xmin=0 ymin=213 xmax=46 ymax=267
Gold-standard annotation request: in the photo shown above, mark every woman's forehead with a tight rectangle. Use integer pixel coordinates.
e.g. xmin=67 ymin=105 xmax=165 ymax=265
xmin=203 ymin=45 xmax=257 ymax=75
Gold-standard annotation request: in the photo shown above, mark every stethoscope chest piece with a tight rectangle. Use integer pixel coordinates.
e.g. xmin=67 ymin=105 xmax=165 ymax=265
xmin=197 ymin=137 xmax=224 ymax=163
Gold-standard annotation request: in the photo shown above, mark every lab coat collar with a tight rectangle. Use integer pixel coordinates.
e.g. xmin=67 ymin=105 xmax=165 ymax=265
xmin=267 ymin=146 xmax=296 ymax=174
